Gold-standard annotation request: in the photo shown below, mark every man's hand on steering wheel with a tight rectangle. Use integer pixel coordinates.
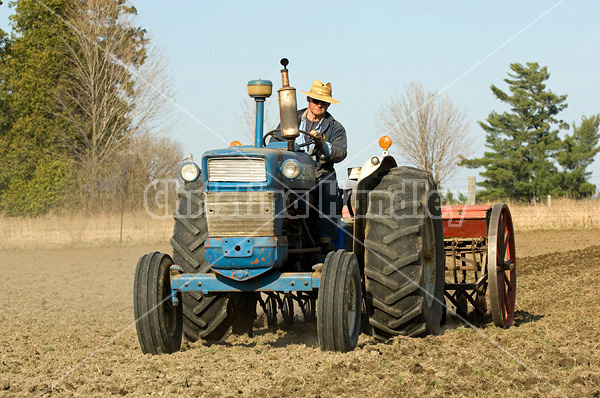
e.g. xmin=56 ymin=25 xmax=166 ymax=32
xmin=296 ymin=130 xmax=325 ymax=155
xmin=307 ymin=130 xmax=324 ymax=146
xmin=265 ymin=129 xmax=325 ymax=155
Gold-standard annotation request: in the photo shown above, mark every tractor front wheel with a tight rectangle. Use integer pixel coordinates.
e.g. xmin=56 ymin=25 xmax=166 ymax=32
xmin=133 ymin=252 xmax=182 ymax=355
xmin=317 ymin=250 xmax=362 ymax=352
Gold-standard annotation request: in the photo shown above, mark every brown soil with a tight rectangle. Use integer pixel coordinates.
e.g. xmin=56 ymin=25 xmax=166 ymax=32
xmin=1 ymin=229 xmax=599 ymax=397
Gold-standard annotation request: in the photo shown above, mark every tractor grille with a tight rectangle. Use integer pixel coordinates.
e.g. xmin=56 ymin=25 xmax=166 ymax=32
xmin=207 ymin=157 xmax=267 ymax=182
xmin=205 ymin=191 xmax=276 ymax=237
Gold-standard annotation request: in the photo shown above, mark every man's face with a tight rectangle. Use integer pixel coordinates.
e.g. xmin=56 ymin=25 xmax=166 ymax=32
xmin=308 ymin=97 xmax=330 ymax=118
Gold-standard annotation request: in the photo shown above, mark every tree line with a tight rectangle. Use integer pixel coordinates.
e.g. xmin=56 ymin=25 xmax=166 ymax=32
xmin=380 ymin=63 xmax=599 ymax=201
xmin=1 ymin=2 xmax=598 ymax=218
xmin=0 ymin=0 xmax=182 ymax=216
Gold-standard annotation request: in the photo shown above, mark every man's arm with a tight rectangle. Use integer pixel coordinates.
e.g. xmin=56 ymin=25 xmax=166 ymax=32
xmin=323 ymin=121 xmax=347 ymax=164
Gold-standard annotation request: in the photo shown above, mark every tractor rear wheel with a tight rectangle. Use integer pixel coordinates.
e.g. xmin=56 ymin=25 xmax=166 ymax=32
xmin=133 ymin=252 xmax=182 ymax=355
xmin=171 ymin=179 xmax=231 ymax=342
xmin=317 ymin=250 xmax=362 ymax=352
xmin=364 ymin=166 xmax=445 ymax=338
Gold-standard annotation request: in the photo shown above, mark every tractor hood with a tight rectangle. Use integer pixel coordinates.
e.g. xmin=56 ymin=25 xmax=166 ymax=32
xmin=201 ymin=145 xmax=316 ymax=192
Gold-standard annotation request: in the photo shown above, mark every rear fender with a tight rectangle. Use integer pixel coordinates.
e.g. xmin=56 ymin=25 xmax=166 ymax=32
xmin=352 ymin=155 xmax=397 ymax=260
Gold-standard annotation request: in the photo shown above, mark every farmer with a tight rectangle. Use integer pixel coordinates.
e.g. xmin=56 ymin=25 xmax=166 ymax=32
xmin=298 ymin=80 xmax=347 ymax=249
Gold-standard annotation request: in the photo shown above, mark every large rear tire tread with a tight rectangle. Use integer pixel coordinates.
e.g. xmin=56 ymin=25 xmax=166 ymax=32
xmin=364 ymin=166 xmax=445 ymax=339
xmin=171 ymin=179 xmax=231 ymax=342
xmin=133 ymin=252 xmax=183 ymax=355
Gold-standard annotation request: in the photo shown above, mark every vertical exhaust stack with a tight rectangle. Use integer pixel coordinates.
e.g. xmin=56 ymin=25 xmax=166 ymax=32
xmin=277 ymin=58 xmax=299 ymax=151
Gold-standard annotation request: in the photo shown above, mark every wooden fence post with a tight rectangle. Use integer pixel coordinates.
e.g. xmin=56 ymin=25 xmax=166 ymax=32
xmin=468 ymin=176 xmax=476 ymax=205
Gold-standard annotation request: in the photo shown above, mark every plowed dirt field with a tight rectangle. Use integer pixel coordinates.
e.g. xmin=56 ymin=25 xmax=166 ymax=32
xmin=1 ymin=229 xmax=599 ymax=397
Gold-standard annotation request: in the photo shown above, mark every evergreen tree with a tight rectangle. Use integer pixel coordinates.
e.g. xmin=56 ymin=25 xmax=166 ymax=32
xmin=0 ymin=0 xmax=75 ymax=216
xmin=556 ymin=115 xmax=600 ymax=198
xmin=463 ymin=62 xmax=568 ymax=201
xmin=0 ymin=28 xmax=10 ymax=133
xmin=0 ymin=27 xmax=12 ymax=197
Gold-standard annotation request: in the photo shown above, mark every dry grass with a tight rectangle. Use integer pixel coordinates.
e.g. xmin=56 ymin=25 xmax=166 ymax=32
xmin=0 ymin=199 xmax=598 ymax=249
xmin=506 ymin=198 xmax=600 ymax=231
xmin=0 ymin=210 xmax=173 ymax=250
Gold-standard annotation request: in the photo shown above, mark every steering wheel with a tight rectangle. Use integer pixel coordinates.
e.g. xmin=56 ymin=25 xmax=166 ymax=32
xmin=263 ymin=129 xmax=325 ymax=154
xmin=263 ymin=129 xmax=284 ymax=146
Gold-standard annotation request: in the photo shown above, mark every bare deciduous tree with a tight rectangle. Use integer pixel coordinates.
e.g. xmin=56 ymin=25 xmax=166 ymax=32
xmin=126 ymin=134 xmax=183 ymax=183
xmin=378 ymin=81 xmax=472 ymax=186
xmin=119 ymin=134 xmax=184 ymax=210
xmin=59 ymin=0 xmax=173 ymax=184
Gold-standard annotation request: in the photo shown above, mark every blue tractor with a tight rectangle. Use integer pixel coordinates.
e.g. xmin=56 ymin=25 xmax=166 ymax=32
xmin=133 ymin=59 xmax=446 ymax=354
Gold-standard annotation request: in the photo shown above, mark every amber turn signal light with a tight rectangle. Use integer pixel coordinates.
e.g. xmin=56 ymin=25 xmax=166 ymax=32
xmin=379 ymin=136 xmax=392 ymax=150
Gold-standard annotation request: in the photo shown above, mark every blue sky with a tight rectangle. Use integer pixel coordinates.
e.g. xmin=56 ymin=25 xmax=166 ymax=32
xmin=2 ymin=0 xmax=599 ymax=194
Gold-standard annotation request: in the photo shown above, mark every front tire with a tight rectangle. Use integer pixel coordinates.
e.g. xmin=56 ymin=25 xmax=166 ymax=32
xmin=133 ymin=252 xmax=182 ymax=355
xmin=317 ymin=250 xmax=362 ymax=352
xmin=364 ymin=166 xmax=445 ymax=338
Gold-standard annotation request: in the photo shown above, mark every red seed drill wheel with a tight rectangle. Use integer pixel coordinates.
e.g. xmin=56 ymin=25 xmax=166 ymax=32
xmin=487 ymin=204 xmax=517 ymax=328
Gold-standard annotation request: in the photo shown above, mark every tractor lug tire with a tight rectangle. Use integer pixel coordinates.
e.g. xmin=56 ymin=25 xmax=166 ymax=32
xmin=171 ymin=179 xmax=231 ymax=342
xmin=134 ymin=252 xmax=182 ymax=355
xmin=364 ymin=166 xmax=445 ymax=339
xmin=317 ymin=250 xmax=362 ymax=352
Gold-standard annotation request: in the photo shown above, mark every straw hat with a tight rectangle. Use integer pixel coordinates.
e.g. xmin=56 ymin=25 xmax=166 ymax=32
xmin=300 ymin=80 xmax=340 ymax=104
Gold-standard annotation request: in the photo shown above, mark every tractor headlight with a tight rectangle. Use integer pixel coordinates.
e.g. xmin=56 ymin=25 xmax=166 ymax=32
xmin=181 ymin=162 xmax=200 ymax=182
xmin=281 ymin=159 xmax=301 ymax=179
